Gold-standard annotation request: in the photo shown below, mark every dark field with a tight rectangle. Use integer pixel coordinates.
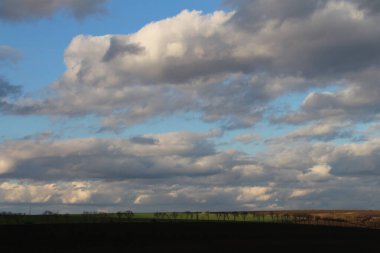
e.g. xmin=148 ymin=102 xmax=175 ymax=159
xmin=1 ymin=221 xmax=379 ymax=253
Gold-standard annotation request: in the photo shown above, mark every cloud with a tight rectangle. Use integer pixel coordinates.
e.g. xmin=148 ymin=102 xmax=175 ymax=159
xmin=0 ymin=0 xmax=108 ymax=21
xmin=262 ymin=137 xmax=380 ymax=177
xmin=0 ymin=131 xmax=380 ymax=210
xmin=234 ymin=133 xmax=261 ymax=144
xmin=290 ymin=188 xmax=319 ymax=198
xmin=0 ymin=157 xmax=14 ymax=174
xmin=297 ymin=164 xmax=333 ymax=182
xmin=269 ymin=121 xmax=354 ymax=142
xmin=355 ymin=0 xmax=380 ymax=14
xmin=0 ymin=45 xmax=21 ymax=63
xmin=5 ymin=1 xmax=380 ymax=131
xmin=102 ymin=37 xmax=145 ymax=62
xmin=226 ymin=0 xmax=328 ymax=29
xmin=0 ymin=77 xmax=20 ymax=98
xmin=277 ymin=68 xmax=380 ymax=124
xmin=236 ymin=187 xmax=272 ymax=202
xmin=0 ymin=131 xmax=249 ymax=181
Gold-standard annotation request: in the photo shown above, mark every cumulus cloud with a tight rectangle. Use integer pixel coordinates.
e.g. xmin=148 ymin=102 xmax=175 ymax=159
xmin=263 ymin=137 xmax=380 ymax=177
xmin=297 ymin=164 xmax=333 ymax=182
xmin=4 ymin=1 xmax=380 ymax=131
xmin=0 ymin=157 xmax=14 ymax=174
xmin=278 ymin=68 xmax=380 ymax=124
xmin=236 ymin=187 xmax=272 ymax=202
xmin=0 ymin=0 xmax=109 ymax=21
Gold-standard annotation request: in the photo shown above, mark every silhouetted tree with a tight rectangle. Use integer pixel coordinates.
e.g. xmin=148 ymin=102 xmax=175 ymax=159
xmin=171 ymin=212 xmax=178 ymax=220
xmin=232 ymin=212 xmax=239 ymax=221
xmin=240 ymin=212 xmax=248 ymax=222
xmin=205 ymin=211 xmax=210 ymax=221
xmin=250 ymin=212 xmax=257 ymax=222
xmin=124 ymin=210 xmax=134 ymax=220
xmin=116 ymin=211 xmax=123 ymax=221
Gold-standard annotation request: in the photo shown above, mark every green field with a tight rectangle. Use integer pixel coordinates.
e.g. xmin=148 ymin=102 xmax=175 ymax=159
xmin=0 ymin=212 xmax=274 ymax=225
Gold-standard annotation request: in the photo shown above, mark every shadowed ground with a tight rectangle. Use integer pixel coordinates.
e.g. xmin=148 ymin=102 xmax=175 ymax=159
xmin=0 ymin=221 xmax=379 ymax=252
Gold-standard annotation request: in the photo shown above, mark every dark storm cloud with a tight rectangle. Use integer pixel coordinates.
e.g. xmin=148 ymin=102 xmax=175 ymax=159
xmin=0 ymin=0 xmax=109 ymax=21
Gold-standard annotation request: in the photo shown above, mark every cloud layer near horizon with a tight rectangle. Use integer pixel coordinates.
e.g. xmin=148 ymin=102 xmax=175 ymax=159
xmin=0 ymin=130 xmax=380 ymax=211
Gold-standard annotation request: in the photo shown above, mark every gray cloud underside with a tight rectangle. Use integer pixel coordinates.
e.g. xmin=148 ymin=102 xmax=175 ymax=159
xmin=3 ymin=0 xmax=380 ymax=132
xmin=0 ymin=77 xmax=20 ymax=98
xmin=0 ymin=0 xmax=108 ymax=21
xmin=0 ymin=45 xmax=21 ymax=63
xmin=0 ymin=130 xmax=380 ymax=210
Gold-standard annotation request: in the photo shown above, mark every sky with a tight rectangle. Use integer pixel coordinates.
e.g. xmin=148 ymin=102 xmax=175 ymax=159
xmin=0 ymin=0 xmax=380 ymax=214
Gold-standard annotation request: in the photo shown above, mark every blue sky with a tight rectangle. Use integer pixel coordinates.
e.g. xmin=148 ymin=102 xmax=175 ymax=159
xmin=0 ymin=0 xmax=380 ymax=213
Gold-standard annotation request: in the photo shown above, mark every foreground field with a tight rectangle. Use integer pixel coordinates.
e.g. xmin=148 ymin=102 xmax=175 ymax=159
xmin=0 ymin=221 xmax=379 ymax=252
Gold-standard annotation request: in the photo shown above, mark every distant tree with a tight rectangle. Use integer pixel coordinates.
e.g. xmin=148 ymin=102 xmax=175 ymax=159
xmin=154 ymin=212 xmax=161 ymax=220
xmin=116 ymin=211 xmax=123 ymax=221
xmin=232 ymin=212 xmax=239 ymax=221
xmin=43 ymin=210 xmax=54 ymax=215
xmin=274 ymin=213 xmax=280 ymax=223
xmin=124 ymin=210 xmax=134 ymax=220
xmin=250 ymin=212 xmax=257 ymax=222
xmin=282 ymin=213 xmax=290 ymax=223
xmin=205 ymin=211 xmax=210 ymax=221
xmin=314 ymin=215 xmax=321 ymax=224
xmin=240 ymin=212 xmax=248 ymax=222
xmin=171 ymin=212 xmax=178 ymax=220
xmin=223 ymin=212 xmax=229 ymax=221
xmin=269 ymin=212 xmax=275 ymax=222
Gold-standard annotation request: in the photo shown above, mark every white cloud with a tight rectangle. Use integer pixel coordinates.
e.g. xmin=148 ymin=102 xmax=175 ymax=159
xmin=236 ymin=187 xmax=272 ymax=202
xmin=234 ymin=133 xmax=261 ymax=144
xmin=134 ymin=194 xmax=151 ymax=205
xmin=290 ymin=188 xmax=318 ymax=198
xmin=0 ymin=157 xmax=14 ymax=174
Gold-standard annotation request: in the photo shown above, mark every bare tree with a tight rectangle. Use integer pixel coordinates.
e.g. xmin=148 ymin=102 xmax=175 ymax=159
xmin=240 ymin=212 xmax=248 ymax=222
xmin=232 ymin=212 xmax=239 ymax=222
xmin=124 ymin=210 xmax=134 ymax=220
xmin=171 ymin=212 xmax=178 ymax=220
xmin=116 ymin=211 xmax=123 ymax=221
xmin=205 ymin=211 xmax=210 ymax=221
xmin=250 ymin=212 xmax=257 ymax=222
